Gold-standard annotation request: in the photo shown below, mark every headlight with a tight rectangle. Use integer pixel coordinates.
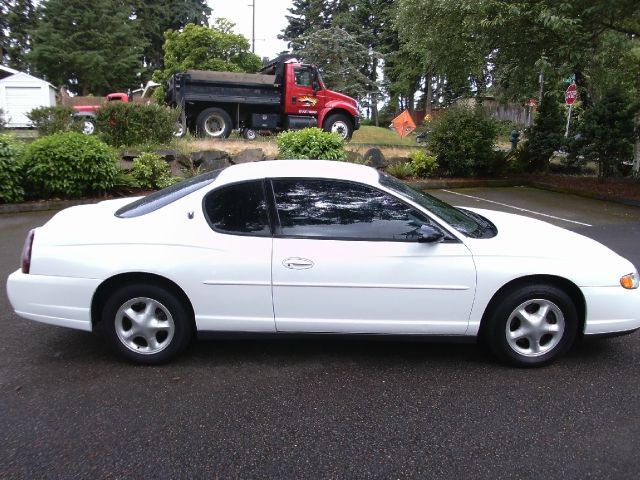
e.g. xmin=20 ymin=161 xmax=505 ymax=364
xmin=620 ymin=272 xmax=639 ymax=289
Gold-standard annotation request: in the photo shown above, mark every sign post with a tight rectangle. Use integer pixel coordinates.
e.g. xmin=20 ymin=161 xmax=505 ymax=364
xmin=564 ymin=83 xmax=577 ymax=137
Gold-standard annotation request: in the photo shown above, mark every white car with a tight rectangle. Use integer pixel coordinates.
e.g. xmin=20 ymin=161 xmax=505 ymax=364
xmin=6 ymin=160 xmax=640 ymax=366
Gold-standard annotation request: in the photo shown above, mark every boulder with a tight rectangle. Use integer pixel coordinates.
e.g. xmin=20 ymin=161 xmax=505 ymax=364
xmin=232 ymin=148 xmax=266 ymax=164
xmin=191 ymin=150 xmax=232 ymax=171
xmin=363 ymin=147 xmax=386 ymax=169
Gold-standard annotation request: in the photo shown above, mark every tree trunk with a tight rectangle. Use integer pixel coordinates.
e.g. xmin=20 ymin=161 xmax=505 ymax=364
xmin=425 ymin=71 xmax=433 ymax=114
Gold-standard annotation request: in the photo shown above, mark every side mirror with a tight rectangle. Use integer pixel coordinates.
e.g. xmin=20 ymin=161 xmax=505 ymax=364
xmin=312 ymin=80 xmax=320 ymax=93
xmin=418 ymin=224 xmax=444 ymax=243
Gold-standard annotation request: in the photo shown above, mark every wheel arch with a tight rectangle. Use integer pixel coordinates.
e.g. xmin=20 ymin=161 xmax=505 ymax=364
xmin=91 ymin=272 xmax=195 ymax=331
xmin=478 ymin=274 xmax=586 ymax=340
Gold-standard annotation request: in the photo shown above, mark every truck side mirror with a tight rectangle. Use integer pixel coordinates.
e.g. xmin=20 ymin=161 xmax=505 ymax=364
xmin=312 ymin=80 xmax=319 ymax=93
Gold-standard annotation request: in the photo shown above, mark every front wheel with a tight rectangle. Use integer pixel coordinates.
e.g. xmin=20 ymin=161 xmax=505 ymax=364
xmin=485 ymin=284 xmax=578 ymax=367
xmin=323 ymin=113 xmax=353 ymax=141
xmin=101 ymin=284 xmax=193 ymax=364
xmin=196 ymin=107 xmax=232 ymax=138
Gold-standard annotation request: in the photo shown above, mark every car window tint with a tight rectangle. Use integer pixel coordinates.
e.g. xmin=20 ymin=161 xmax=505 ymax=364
xmin=272 ymin=179 xmax=430 ymax=241
xmin=204 ymin=180 xmax=271 ymax=236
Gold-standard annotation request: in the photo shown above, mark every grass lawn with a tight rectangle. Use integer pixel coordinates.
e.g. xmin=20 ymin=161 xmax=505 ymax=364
xmin=351 ymin=125 xmax=419 ymax=146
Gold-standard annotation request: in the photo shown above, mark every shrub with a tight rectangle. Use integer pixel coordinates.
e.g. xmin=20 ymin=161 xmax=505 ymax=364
xmin=0 ymin=134 xmax=25 ymax=203
xmin=130 ymin=152 xmax=175 ymax=189
xmin=428 ymin=106 xmax=498 ymax=177
xmin=27 ymin=105 xmax=82 ymax=135
xmin=0 ymin=108 xmax=7 ymax=130
xmin=97 ymin=102 xmax=179 ymax=147
xmin=386 ymin=162 xmax=414 ymax=179
xmin=409 ymin=150 xmax=438 ymax=178
xmin=23 ymin=132 xmax=119 ymax=199
xmin=277 ymin=127 xmax=346 ymax=160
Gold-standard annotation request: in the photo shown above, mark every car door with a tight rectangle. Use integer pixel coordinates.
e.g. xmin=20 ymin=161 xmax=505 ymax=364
xmin=270 ymin=178 xmax=477 ymax=335
xmin=192 ymin=180 xmax=275 ymax=332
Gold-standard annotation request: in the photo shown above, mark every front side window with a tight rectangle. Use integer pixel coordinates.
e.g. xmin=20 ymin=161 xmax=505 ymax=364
xmin=294 ymin=67 xmax=313 ymax=87
xmin=271 ymin=179 xmax=432 ymax=241
xmin=204 ymin=180 xmax=270 ymax=236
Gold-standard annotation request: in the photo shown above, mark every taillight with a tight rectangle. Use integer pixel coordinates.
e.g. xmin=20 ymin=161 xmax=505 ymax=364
xmin=21 ymin=229 xmax=35 ymax=274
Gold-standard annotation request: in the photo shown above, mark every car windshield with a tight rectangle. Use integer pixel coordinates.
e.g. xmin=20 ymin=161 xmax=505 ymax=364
xmin=378 ymin=171 xmax=484 ymax=238
xmin=115 ymin=169 xmax=223 ymax=218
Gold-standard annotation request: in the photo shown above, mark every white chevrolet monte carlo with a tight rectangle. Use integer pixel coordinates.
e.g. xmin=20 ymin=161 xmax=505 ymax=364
xmin=6 ymin=160 xmax=640 ymax=366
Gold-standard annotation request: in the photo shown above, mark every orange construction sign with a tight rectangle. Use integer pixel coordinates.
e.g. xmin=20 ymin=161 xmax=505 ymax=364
xmin=392 ymin=110 xmax=416 ymax=138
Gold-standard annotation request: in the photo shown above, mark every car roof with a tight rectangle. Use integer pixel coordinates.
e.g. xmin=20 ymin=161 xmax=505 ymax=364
xmin=216 ymin=160 xmax=381 ymax=186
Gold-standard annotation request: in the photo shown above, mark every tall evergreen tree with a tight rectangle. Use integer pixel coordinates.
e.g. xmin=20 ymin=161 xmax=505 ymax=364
xmin=131 ymin=0 xmax=211 ymax=75
xmin=29 ymin=0 xmax=145 ymax=95
xmin=1 ymin=0 xmax=36 ymax=70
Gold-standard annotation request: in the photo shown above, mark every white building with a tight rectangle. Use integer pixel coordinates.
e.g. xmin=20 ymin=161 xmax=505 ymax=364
xmin=0 ymin=65 xmax=57 ymax=128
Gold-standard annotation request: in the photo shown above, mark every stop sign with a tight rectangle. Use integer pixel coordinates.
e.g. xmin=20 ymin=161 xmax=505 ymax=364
xmin=565 ymin=84 xmax=578 ymax=105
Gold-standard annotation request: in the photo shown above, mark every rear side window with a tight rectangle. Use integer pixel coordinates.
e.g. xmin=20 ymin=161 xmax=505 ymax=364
xmin=203 ymin=180 xmax=271 ymax=236
xmin=115 ymin=169 xmax=222 ymax=218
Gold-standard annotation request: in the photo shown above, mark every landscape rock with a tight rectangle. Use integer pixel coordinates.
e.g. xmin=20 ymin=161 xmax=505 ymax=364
xmin=232 ymin=148 xmax=266 ymax=164
xmin=191 ymin=150 xmax=232 ymax=171
xmin=363 ymin=147 xmax=386 ymax=168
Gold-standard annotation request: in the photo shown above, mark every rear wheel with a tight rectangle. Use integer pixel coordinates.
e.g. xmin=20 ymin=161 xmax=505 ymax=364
xmin=101 ymin=284 xmax=193 ymax=364
xmin=485 ymin=284 xmax=578 ymax=367
xmin=196 ymin=107 xmax=232 ymax=138
xmin=323 ymin=113 xmax=353 ymax=140
xmin=242 ymin=128 xmax=257 ymax=140
xmin=81 ymin=118 xmax=96 ymax=135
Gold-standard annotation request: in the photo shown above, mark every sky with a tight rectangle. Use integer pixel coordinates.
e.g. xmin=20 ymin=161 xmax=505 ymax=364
xmin=208 ymin=0 xmax=293 ymax=61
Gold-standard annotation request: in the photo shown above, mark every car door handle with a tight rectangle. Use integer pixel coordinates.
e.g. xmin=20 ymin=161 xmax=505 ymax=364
xmin=282 ymin=257 xmax=314 ymax=269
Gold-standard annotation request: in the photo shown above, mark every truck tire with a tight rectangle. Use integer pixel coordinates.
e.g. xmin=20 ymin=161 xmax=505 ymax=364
xmin=323 ymin=113 xmax=353 ymax=141
xmin=196 ymin=108 xmax=232 ymax=139
xmin=80 ymin=117 xmax=96 ymax=135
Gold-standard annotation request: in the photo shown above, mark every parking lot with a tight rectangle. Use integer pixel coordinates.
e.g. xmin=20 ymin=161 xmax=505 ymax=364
xmin=1 ymin=187 xmax=639 ymax=479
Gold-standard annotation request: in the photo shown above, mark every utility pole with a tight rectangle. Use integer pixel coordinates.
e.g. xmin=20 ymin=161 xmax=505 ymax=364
xmin=249 ymin=0 xmax=256 ymax=53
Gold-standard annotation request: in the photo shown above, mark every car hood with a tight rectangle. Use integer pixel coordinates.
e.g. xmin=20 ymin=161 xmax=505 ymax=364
xmin=461 ymin=208 xmax=635 ymax=283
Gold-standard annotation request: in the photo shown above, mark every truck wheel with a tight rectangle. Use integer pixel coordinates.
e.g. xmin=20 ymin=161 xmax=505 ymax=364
xmin=174 ymin=112 xmax=187 ymax=138
xmin=242 ymin=128 xmax=257 ymax=141
xmin=323 ymin=113 xmax=353 ymax=141
xmin=81 ymin=118 xmax=96 ymax=135
xmin=196 ymin=108 xmax=232 ymax=139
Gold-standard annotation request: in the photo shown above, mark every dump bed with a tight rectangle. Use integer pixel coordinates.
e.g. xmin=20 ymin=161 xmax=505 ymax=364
xmin=166 ymin=70 xmax=281 ymax=106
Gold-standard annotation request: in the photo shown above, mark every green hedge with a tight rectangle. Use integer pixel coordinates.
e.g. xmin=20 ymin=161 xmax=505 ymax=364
xmin=277 ymin=127 xmax=346 ymax=160
xmin=0 ymin=134 xmax=25 ymax=203
xmin=97 ymin=102 xmax=179 ymax=147
xmin=130 ymin=152 xmax=175 ymax=189
xmin=428 ymin=106 xmax=498 ymax=177
xmin=27 ymin=105 xmax=82 ymax=136
xmin=23 ymin=132 xmax=119 ymax=199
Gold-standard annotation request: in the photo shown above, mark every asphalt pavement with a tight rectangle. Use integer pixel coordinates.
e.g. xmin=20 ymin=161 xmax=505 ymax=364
xmin=1 ymin=189 xmax=639 ymax=479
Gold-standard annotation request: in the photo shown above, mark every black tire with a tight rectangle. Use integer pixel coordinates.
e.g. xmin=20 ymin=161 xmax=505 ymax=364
xmin=174 ymin=111 xmax=187 ymax=138
xmin=323 ymin=113 xmax=353 ymax=140
xmin=81 ymin=117 xmax=96 ymax=135
xmin=101 ymin=284 xmax=193 ymax=364
xmin=485 ymin=284 xmax=578 ymax=367
xmin=242 ymin=128 xmax=257 ymax=140
xmin=196 ymin=107 xmax=232 ymax=138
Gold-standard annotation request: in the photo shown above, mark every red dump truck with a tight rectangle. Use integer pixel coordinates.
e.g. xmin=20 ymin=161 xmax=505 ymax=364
xmin=165 ymin=55 xmax=360 ymax=140
xmin=73 ymin=92 xmax=130 ymax=135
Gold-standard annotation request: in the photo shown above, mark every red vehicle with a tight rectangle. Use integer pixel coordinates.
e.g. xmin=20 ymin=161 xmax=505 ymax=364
xmin=73 ymin=92 xmax=130 ymax=134
xmin=165 ymin=55 xmax=360 ymax=140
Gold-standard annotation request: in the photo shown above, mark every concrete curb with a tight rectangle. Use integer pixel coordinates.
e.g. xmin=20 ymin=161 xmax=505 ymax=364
xmin=2 ymin=179 xmax=639 ymax=214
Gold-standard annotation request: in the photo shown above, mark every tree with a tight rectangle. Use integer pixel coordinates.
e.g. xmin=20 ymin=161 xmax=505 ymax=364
xmin=152 ymin=21 xmax=262 ymax=101
xmin=290 ymin=27 xmax=375 ymax=101
xmin=280 ymin=0 xmax=342 ymax=45
xmin=130 ymin=0 xmax=211 ymax=75
xmin=519 ymin=92 xmax=566 ymax=172
xmin=29 ymin=0 xmax=145 ymax=95
xmin=580 ymin=87 xmax=637 ymax=179
xmin=1 ymin=0 xmax=36 ymax=70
